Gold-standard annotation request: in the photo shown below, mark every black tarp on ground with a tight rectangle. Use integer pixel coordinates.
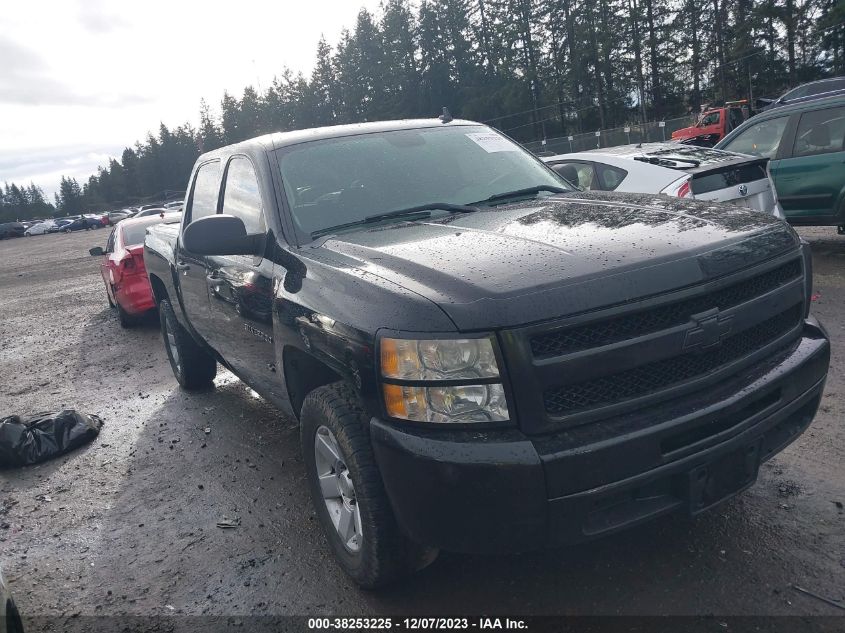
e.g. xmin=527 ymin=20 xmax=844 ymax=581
xmin=0 ymin=410 xmax=103 ymax=468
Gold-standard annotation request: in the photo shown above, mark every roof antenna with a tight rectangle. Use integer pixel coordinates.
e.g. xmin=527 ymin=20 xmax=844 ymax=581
xmin=439 ymin=107 xmax=453 ymax=123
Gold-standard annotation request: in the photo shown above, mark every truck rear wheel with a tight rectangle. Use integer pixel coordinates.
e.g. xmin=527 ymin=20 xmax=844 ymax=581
xmin=300 ymin=382 xmax=437 ymax=588
xmin=158 ymin=298 xmax=216 ymax=389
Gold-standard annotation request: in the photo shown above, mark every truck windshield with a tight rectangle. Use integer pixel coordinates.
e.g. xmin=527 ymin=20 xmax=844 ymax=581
xmin=275 ymin=125 xmax=570 ymax=241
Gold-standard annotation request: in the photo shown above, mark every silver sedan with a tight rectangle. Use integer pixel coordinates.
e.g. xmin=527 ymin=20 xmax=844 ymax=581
xmin=543 ymin=142 xmax=785 ymax=218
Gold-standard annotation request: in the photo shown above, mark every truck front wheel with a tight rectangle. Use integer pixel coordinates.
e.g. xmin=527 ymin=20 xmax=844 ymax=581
xmin=301 ymin=382 xmax=437 ymax=588
xmin=158 ymin=298 xmax=216 ymax=389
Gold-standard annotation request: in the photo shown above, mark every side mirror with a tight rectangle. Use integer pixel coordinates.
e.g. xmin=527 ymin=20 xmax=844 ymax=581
xmin=89 ymin=246 xmax=104 ymax=256
xmin=182 ymin=214 xmax=263 ymax=256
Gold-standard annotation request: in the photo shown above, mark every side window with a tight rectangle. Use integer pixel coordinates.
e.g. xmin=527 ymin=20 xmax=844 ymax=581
xmin=782 ymin=85 xmax=809 ymax=102
xmin=105 ymin=228 xmax=117 ymax=253
xmin=221 ymin=157 xmax=266 ymax=234
xmin=792 ymin=106 xmax=845 ymax=158
xmin=728 ymin=108 xmax=744 ymax=131
xmin=187 ymin=161 xmax=221 ymax=222
xmin=596 ymin=164 xmax=628 ymax=191
xmin=722 ymin=116 xmax=789 ymax=158
xmin=551 ymin=161 xmax=595 ymax=189
xmin=700 ymin=111 xmax=720 ymax=127
xmin=805 ymin=80 xmax=845 ymax=97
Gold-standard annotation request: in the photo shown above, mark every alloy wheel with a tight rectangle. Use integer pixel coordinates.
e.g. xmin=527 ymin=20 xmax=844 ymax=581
xmin=164 ymin=317 xmax=181 ymax=374
xmin=314 ymin=425 xmax=362 ymax=553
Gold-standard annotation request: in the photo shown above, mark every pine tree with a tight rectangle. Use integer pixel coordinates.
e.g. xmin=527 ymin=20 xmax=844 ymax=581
xmin=43 ymin=0 xmax=843 ymax=208
xmin=310 ymin=37 xmax=339 ymax=125
xmin=198 ymin=98 xmax=224 ymax=152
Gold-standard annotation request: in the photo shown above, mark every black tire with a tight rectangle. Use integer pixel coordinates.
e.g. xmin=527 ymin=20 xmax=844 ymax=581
xmin=117 ymin=302 xmax=136 ymax=328
xmin=64 ymin=228 xmax=71 ymax=233
xmin=158 ymin=298 xmax=216 ymax=389
xmin=301 ymin=382 xmax=438 ymax=588
xmin=6 ymin=597 xmax=24 ymax=633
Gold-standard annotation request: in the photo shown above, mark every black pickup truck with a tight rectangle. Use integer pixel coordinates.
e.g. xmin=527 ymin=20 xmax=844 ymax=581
xmin=144 ymin=118 xmax=830 ymax=587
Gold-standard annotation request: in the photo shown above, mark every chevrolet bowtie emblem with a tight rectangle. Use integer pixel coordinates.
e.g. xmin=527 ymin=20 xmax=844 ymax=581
xmin=683 ymin=309 xmax=734 ymax=351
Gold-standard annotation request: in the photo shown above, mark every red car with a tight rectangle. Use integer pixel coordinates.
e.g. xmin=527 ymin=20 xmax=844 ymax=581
xmin=89 ymin=213 xmax=181 ymax=327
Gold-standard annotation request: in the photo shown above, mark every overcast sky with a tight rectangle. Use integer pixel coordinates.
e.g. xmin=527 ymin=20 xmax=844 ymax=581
xmin=0 ymin=0 xmax=381 ymax=201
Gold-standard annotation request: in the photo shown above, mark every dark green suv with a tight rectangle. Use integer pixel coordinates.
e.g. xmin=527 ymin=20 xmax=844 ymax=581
xmin=716 ymin=94 xmax=845 ymax=231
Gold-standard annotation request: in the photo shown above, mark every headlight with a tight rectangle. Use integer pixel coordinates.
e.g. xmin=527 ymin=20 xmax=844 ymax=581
xmin=381 ymin=337 xmax=499 ymax=380
xmin=380 ymin=337 xmax=510 ymax=424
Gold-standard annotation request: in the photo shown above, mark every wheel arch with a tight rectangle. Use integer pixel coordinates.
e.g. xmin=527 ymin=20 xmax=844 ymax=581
xmin=283 ymin=346 xmax=343 ymax=420
xmin=148 ymin=273 xmax=169 ymax=305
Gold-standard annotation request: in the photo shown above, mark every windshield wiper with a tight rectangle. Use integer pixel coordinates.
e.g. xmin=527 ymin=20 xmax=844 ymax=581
xmin=365 ymin=202 xmax=478 ymax=222
xmin=310 ymin=202 xmax=478 ymax=239
xmin=470 ymin=185 xmax=569 ymax=206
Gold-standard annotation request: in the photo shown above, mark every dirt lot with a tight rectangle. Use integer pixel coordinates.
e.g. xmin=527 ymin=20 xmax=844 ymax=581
xmin=1 ymin=227 xmax=844 ymax=629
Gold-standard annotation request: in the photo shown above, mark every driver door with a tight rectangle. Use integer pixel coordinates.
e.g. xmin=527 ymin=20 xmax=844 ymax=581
xmin=204 ymin=155 xmax=280 ymax=400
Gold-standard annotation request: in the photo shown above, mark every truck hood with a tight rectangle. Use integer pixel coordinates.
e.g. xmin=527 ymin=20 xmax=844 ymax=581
xmin=671 ymin=124 xmax=701 ymax=140
xmin=312 ymin=191 xmax=798 ymax=330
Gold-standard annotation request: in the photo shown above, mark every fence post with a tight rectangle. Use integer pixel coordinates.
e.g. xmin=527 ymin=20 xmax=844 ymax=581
xmin=595 ymin=130 xmax=601 ymax=149
xmin=624 ymin=126 xmax=631 ymax=145
xmin=568 ymin=136 xmax=573 ymax=153
xmin=659 ymin=120 xmax=666 ymax=141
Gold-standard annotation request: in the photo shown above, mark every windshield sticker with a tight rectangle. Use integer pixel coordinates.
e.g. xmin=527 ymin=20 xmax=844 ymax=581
xmin=466 ymin=132 xmax=518 ymax=153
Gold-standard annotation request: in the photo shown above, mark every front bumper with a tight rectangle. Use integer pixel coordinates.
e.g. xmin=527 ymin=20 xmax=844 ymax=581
xmin=370 ymin=319 xmax=829 ymax=554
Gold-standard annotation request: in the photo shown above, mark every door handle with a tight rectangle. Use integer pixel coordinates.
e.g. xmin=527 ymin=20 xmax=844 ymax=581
xmin=176 ymin=261 xmax=190 ymax=271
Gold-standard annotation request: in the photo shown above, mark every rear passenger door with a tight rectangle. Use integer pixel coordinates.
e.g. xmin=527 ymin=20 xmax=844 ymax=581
xmin=178 ymin=160 xmax=220 ymax=338
xmin=770 ymin=104 xmax=845 ymax=222
xmin=205 ymin=155 xmax=280 ymax=399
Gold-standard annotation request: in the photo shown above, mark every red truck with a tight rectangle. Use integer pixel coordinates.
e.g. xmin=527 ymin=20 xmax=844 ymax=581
xmin=672 ymin=101 xmax=750 ymax=146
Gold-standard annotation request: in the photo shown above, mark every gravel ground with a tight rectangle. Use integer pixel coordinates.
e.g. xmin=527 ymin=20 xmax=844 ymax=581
xmin=0 ymin=227 xmax=843 ymax=629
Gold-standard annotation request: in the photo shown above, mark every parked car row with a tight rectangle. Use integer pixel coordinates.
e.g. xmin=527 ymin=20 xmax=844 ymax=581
xmin=108 ymin=201 xmax=182 ymax=224
xmin=4 ymin=201 xmax=185 ymax=241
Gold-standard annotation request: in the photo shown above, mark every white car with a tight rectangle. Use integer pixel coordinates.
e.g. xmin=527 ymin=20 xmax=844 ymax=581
xmin=108 ymin=210 xmax=135 ymax=224
xmin=134 ymin=207 xmax=171 ymax=218
xmin=543 ymin=143 xmax=785 ymax=218
xmin=24 ymin=221 xmax=54 ymax=236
